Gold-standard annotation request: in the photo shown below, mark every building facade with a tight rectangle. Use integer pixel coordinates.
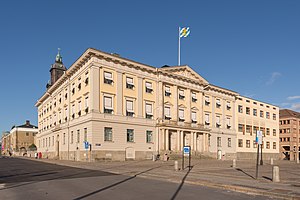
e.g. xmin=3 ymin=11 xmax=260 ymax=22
xmin=1 ymin=120 xmax=38 ymax=156
xmin=35 ymin=48 xmax=279 ymax=161
xmin=279 ymin=109 xmax=300 ymax=161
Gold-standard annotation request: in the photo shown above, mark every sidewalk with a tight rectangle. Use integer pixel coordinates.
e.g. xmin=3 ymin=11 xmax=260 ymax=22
xmin=25 ymin=157 xmax=300 ymax=200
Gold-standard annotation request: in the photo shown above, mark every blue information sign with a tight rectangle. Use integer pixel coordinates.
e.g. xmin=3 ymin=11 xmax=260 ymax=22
xmin=183 ymin=146 xmax=190 ymax=156
xmin=84 ymin=141 xmax=89 ymax=149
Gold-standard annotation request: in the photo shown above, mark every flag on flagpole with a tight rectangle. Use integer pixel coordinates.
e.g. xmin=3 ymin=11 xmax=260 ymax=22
xmin=180 ymin=27 xmax=190 ymax=38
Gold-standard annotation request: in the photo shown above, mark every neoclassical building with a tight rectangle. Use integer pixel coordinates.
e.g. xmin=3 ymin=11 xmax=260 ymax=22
xmin=35 ymin=48 xmax=279 ymax=161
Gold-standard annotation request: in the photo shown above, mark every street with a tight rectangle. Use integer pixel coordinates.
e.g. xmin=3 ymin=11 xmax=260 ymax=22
xmin=0 ymin=157 xmax=276 ymax=200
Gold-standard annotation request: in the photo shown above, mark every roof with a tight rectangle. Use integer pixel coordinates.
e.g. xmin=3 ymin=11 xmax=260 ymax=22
xmin=279 ymin=109 xmax=300 ymax=119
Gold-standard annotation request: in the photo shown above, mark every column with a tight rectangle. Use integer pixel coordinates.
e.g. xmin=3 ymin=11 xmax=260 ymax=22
xmin=137 ymin=77 xmax=143 ymax=117
xmin=90 ymin=66 xmax=100 ymax=112
xmin=190 ymin=132 xmax=194 ymax=151
xmin=180 ymin=130 xmax=184 ymax=149
xmin=177 ymin=130 xmax=181 ymax=151
xmin=187 ymin=88 xmax=191 ymax=122
xmin=165 ymin=129 xmax=169 ymax=151
xmin=116 ymin=71 xmax=123 ymax=115
xmin=173 ymin=85 xmax=178 ymax=120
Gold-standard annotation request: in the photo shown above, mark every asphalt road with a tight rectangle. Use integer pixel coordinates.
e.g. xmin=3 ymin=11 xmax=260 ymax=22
xmin=0 ymin=157 xmax=277 ymax=200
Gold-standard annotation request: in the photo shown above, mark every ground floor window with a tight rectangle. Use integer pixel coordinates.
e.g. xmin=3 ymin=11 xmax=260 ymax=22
xmin=127 ymin=129 xmax=134 ymax=142
xmin=146 ymin=130 xmax=153 ymax=143
xmin=238 ymin=139 xmax=243 ymax=147
xmin=104 ymin=127 xmax=113 ymax=141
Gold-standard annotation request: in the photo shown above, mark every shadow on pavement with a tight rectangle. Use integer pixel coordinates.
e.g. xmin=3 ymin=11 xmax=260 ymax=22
xmin=73 ymin=165 xmax=163 ymax=200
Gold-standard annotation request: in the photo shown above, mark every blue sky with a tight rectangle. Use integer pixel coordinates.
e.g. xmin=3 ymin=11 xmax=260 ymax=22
xmin=0 ymin=0 xmax=300 ymax=132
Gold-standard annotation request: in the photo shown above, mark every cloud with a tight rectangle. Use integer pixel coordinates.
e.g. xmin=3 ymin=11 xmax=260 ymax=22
xmin=291 ymin=103 xmax=300 ymax=112
xmin=266 ymin=72 xmax=281 ymax=85
xmin=287 ymin=96 xmax=300 ymax=101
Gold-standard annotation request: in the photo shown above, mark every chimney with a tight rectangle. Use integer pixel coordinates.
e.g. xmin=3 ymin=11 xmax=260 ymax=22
xmin=26 ymin=120 xmax=30 ymax=126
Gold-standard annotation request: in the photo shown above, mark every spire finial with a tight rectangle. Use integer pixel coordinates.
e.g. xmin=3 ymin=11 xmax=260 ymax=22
xmin=55 ymin=48 xmax=62 ymax=63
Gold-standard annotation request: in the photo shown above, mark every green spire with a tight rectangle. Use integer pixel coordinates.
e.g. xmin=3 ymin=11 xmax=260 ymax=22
xmin=55 ymin=48 xmax=63 ymax=63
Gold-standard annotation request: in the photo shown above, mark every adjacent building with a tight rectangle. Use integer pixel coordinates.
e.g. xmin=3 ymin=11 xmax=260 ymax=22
xmin=1 ymin=120 xmax=38 ymax=156
xmin=279 ymin=109 xmax=300 ymax=161
xmin=35 ymin=48 xmax=279 ymax=161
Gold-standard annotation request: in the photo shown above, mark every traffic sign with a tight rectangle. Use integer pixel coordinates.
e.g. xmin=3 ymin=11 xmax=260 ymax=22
xmin=256 ymin=130 xmax=263 ymax=145
xmin=84 ymin=141 xmax=89 ymax=149
xmin=183 ymin=146 xmax=190 ymax=156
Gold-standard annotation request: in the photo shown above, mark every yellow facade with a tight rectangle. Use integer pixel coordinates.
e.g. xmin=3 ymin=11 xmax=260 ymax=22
xmin=35 ymin=48 xmax=279 ymax=161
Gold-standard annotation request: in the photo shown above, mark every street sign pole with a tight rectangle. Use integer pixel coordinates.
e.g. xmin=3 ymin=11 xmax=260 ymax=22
xmin=256 ymin=144 xmax=260 ymax=179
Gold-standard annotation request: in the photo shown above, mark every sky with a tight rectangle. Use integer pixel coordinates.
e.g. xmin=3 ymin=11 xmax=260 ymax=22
xmin=0 ymin=0 xmax=300 ymax=132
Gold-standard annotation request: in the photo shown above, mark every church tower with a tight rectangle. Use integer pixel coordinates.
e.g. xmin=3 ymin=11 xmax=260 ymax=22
xmin=46 ymin=48 xmax=67 ymax=89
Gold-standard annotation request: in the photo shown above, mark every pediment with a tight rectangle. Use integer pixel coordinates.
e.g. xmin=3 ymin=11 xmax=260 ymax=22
xmin=160 ymin=65 xmax=209 ymax=84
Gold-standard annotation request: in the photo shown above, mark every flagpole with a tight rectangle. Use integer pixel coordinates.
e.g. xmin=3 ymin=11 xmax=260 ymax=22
xmin=178 ymin=27 xmax=181 ymax=66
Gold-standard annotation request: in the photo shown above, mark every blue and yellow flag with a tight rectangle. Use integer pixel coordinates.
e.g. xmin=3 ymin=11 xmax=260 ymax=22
xmin=180 ymin=27 xmax=190 ymax=38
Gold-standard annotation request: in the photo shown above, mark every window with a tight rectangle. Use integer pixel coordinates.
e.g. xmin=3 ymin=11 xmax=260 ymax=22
xmin=217 ymin=137 xmax=221 ymax=147
xmin=179 ymin=109 xmax=185 ymax=121
xmin=205 ymin=96 xmax=210 ymax=105
xmin=84 ymin=128 xmax=87 ymax=142
xmin=253 ymin=109 xmax=257 ymax=116
xmin=266 ymin=128 xmax=270 ymax=135
xmin=246 ymin=140 xmax=250 ymax=148
xmin=226 ymin=101 xmax=231 ymax=110
xmin=238 ymin=124 xmax=244 ymax=133
xmin=63 ymin=133 xmax=66 ymax=145
xmin=146 ymin=130 xmax=153 ymax=143
xmin=85 ymin=96 xmax=89 ymax=112
xmin=246 ymin=107 xmax=250 ymax=115
xmin=145 ymin=82 xmax=153 ymax=93
xmin=216 ymin=115 xmax=221 ymax=128
xmin=205 ymin=113 xmax=210 ymax=125
xmin=226 ymin=117 xmax=231 ymax=129
xmin=228 ymin=138 xmax=232 ymax=147
xmin=126 ymin=100 xmax=134 ymax=117
xmin=216 ymin=99 xmax=221 ymax=108
xmin=78 ymin=101 xmax=82 ymax=116
xmin=273 ymin=142 xmax=276 ymax=149
xmin=165 ymin=107 xmax=171 ymax=120
xmin=273 ymin=114 xmax=276 ymax=120
xmin=246 ymin=125 xmax=252 ymax=134
xmin=260 ymin=110 xmax=264 ymax=118
xmin=126 ymin=77 xmax=134 ymax=89
xmin=127 ymin=129 xmax=134 ymax=142
xmin=145 ymin=103 xmax=153 ymax=119
xmin=165 ymin=86 xmax=171 ymax=96
xmin=104 ymin=96 xmax=113 ymax=114
xmin=273 ymin=129 xmax=276 ymax=136
xmin=71 ymin=131 xmax=74 ymax=144
xmin=238 ymin=105 xmax=243 ymax=113
xmin=104 ymin=127 xmax=112 ymax=141
xmin=253 ymin=140 xmax=257 ymax=148
xmin=85 ymin=71 xmax=89 ymax=85
xmin=72 ymin=104 xmax=75 ymax=119
xmin=238 ymin=139 xmax=243 ymax=147
xmin=192 ymin=92 xmax=197 ymax=102
xmin=77 ymin=130 xmax=80 ymax=143
xmin=104 ymin=71 xmax=113 ymax=84
xmin=266 ymin=142 xmax=270 ymax=149
xmin=179 ymin=89 xmax=185 ymax=100
xmin=191 ymin=112 xmax=197 ymax=123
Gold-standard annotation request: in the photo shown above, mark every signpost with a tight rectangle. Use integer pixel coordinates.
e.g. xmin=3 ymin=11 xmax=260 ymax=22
xmin=182 ymin=146 xmax=191 ymax=170
xmin=256 ymin=131 xmax=263 ymax=179
xmin=84 ymin=141 xmax=89 ymax=161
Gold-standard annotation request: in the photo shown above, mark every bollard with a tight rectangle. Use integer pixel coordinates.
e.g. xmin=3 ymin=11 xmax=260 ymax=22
xmin=272 ymin=166 xmax=280 ymax=182
xmin=174 ymin=161 xmax=179 ymax=171
xmin=232 ymin=159 xmax=236 ymax=168
xmin=152 ymin=154 xmax=156 ymax=161
xmin=270 ymin=158 xmax=274 ymax=165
